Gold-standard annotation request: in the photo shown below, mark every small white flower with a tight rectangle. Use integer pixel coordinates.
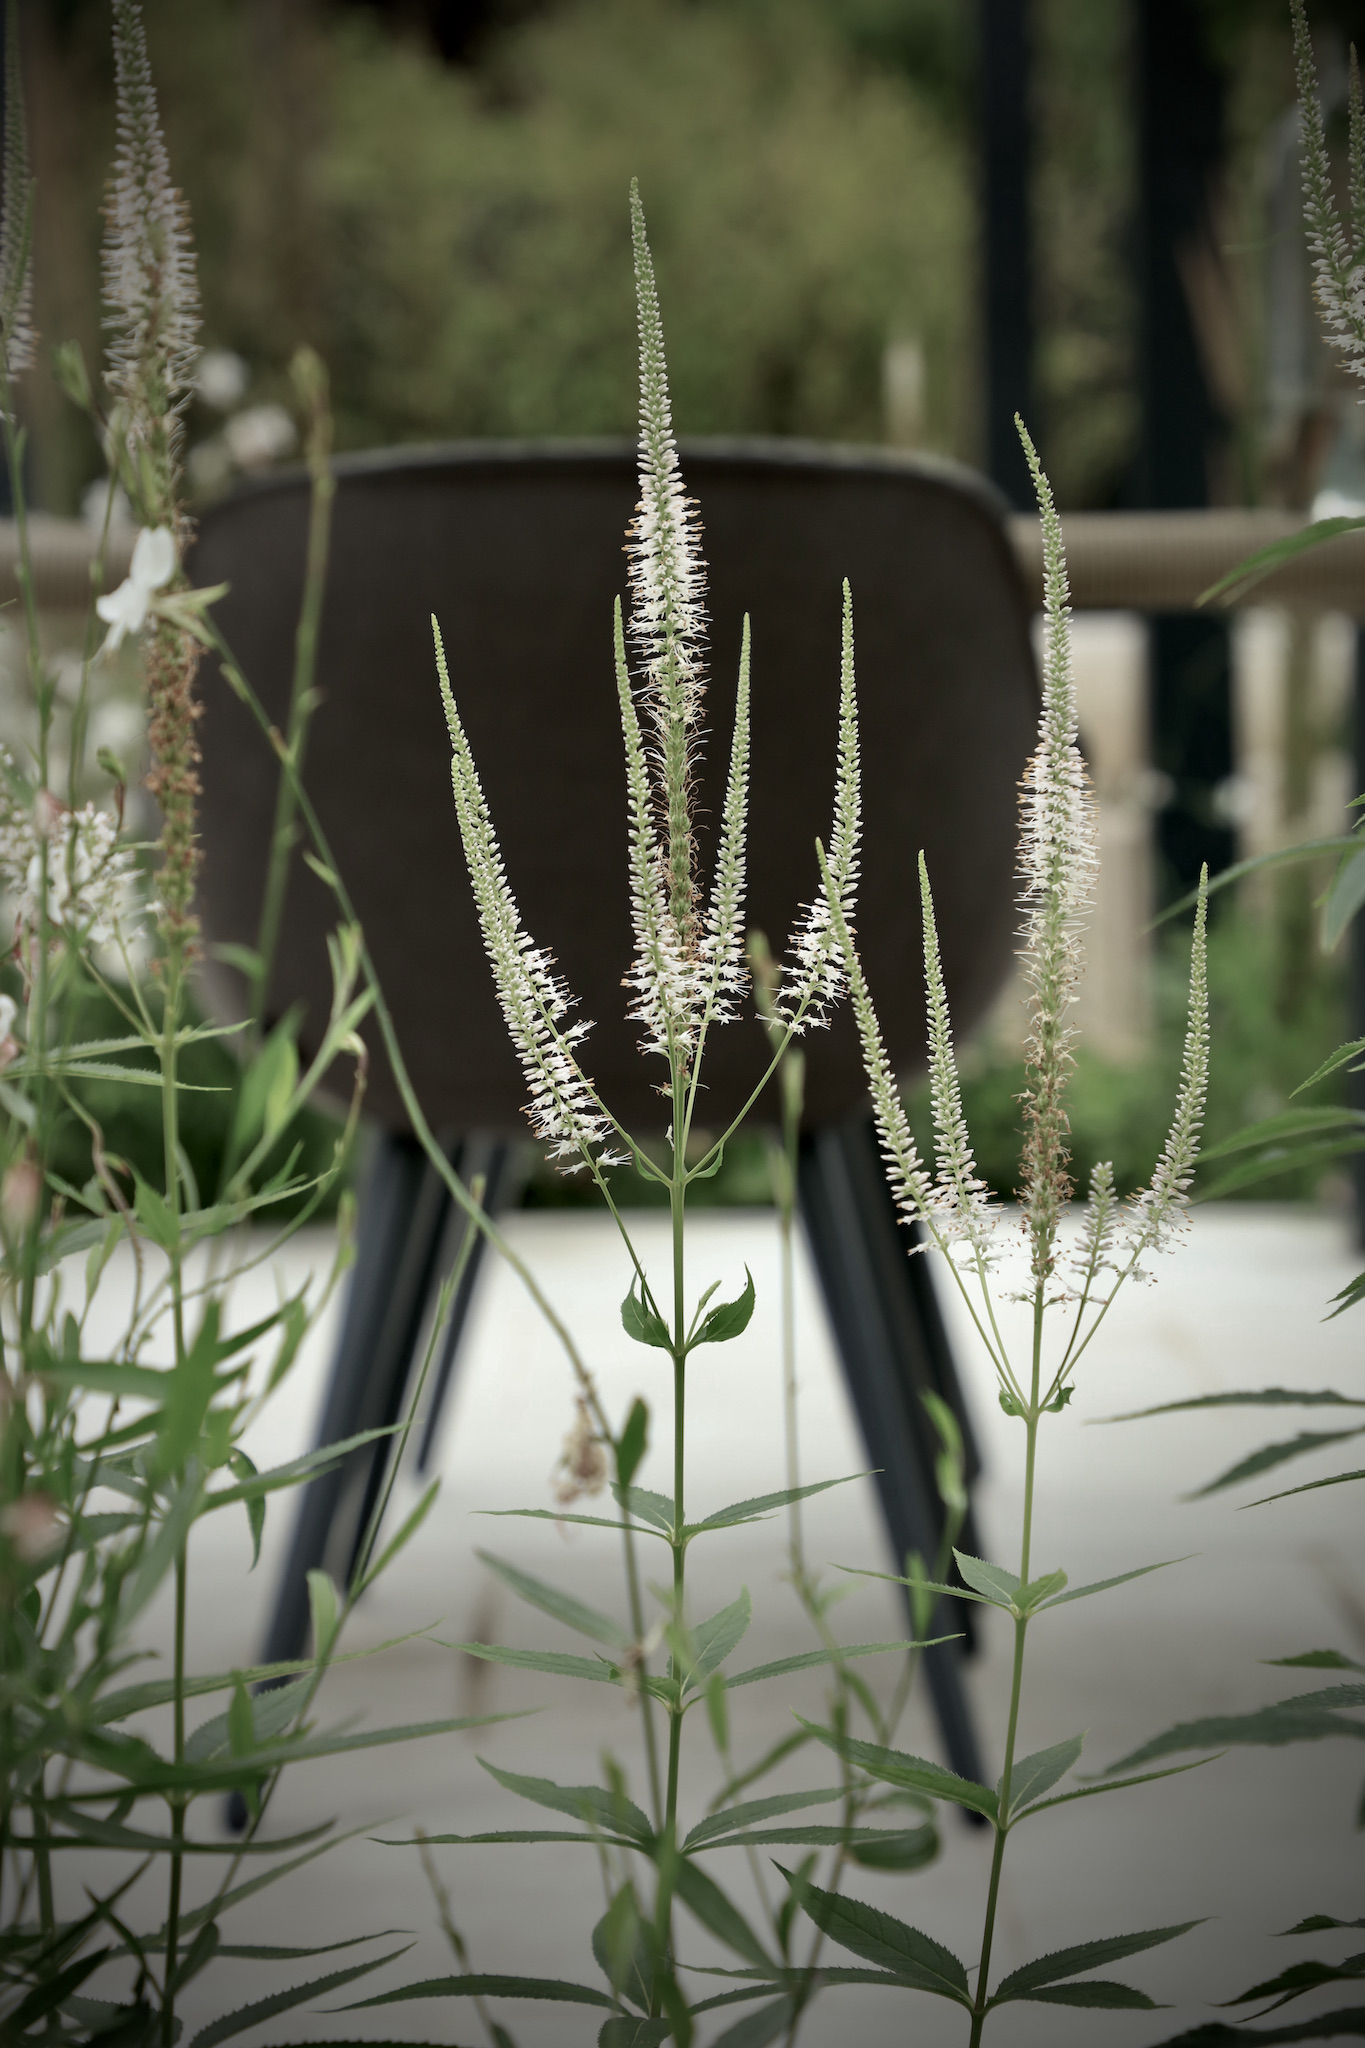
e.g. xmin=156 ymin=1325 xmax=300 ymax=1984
xmin=95 ymin=524 xmax=176 ymax=654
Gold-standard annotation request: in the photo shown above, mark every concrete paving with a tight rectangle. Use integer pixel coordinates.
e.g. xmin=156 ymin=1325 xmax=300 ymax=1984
xmin=66 ymin=1203 xmax=1364 ymax=2044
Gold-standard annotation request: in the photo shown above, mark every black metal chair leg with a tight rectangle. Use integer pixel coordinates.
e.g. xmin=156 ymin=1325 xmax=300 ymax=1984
xmin=799 ymin=1114 xmax=987 ymax=1795
xmin=226 ymin=1130 xmax=504 ymax=1830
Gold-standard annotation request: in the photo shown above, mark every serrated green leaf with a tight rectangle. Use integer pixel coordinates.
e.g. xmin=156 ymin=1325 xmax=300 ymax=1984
xmin=708 ymin=1997 xmax=795 ymax=2048
xmin=1327 ymin=1272 xmax=1365 ymax=1319
xmin=1248 ymin=1467 xmax=1365 ymax=1507
xmin=1004 ymin=1733 xmax=1084 ymax=1818
xmin=355 ymin=1480 xmax=440 ymax=1596
xmin=616 ymin=1399 xmax=649 ymax=1487
xmin=479 ymin=1507 xmax=666 ymax=1539
xmin=1143 ymin=2012 xmax=1365 ymax=2044
xmin=797 ymin=1717 xmax=998 ymax=1820
xmin=673 ymin=1858 xmax=773 ymax=1969
xmin=308 ymin=1569 xmax=339 ymax=1660
xmin=723 ymin=1640 xmax=931 ymax=1691
xmin=1110 ymin=1687 xmax=1365 ymax=1772
xmin=1007 ymin=1980 xmax=1160 ymax=2008
xmin=1040 ymin=1558 xmax=1190 ymax=1608
xmin=952 ymin=1551 xmax=1021 ymax=1606
xmin=599 ymin=2019 xmax=672 ymax=2047
xmin=685 ymin=1475 xmax=863 ymax=1536
xmin=611 ymin=1483 xmax=676 ymax=1532
xmin=335 ymin=1974 xmax=615 ymax=2011
xmin=1191 ymin=1429 xmax=1365 ymax=1498
xmin=204 ymin=1427 xmax=402 ymax=1508
xmin=848 ymin=1824 xmax=938 ymax=1871
xmin=1324 ymin=848 xmax=1365 ymax=950
xmin=991 ymin=1922 xmax=1200 ymax=2005
xmin=1281 ymin=1917 xmax=1365 ymax=1935
xmin=684 ymin=1589 xmax=751 ymax=1688
xmin=621 ymin=1283 xmax=670 ymax=1349
xmin=1017 ymin=1753 xmax=1218 ymax=1820
xmin=592 ymin=1884 xmax=651 ymax=2009
xmin=457 ymin=1642 xmax=625 ymax=1687
xmin=1219 ymin=1953 xmax=1365 ymax=2014
xmin=479 ymin=1757 xmax=653 ymax=1844
xmin=779 ymin=1866 xmax=969 ymax=2002
xmin=474 ymin=1550 xmax=632 ymax=1649
xmin=1269 ymin=1652 xmax=1365 ymax=1671
xmin=378 ymin=1829 xmax=622 ymax=1847
xmin=690 ymin=1269 xmax=755 ymax=1348
xmin=1197 ymin=515 xmax=1365 ymax=607
xmin=1129 ymin=1383 xmax=1352 ymax=1418
xmin=683 ymin=1789 xmax=844 ymax=1850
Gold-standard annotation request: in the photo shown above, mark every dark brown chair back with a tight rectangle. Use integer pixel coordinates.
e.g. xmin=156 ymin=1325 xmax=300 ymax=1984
xmin=192 ymin=439 xmax=1037 ymax=1135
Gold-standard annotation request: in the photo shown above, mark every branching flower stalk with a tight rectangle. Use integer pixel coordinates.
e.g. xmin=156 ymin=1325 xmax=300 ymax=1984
xmin=434 ymin=182 xmax=874 ymax=2025
xmin=824 ymin=416 xmax=1210 ymax=2045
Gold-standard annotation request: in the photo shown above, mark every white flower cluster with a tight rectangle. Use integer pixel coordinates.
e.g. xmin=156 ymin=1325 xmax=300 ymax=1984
xmin=0 ymin=762 xmax=140 ymax=954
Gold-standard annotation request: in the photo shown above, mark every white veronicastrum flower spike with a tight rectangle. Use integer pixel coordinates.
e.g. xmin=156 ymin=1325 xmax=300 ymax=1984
xmin=104 ymin=0 xmax=200 ymax=447
xmin=0 ymin=0 xmax=34 ymax=390
xmin=95 ymin=524 xmax=176 ymax=654
xmin=1124 ymin=871 xmax=1209 ymax=1273
xmin=779 ymin=581 xmax=862 ymax=1031
xmin=616 ymin=599 xmax=698 ymax=1063
xmin=696 ymin=617 xmax=752 ymax=1034
xmin=919 ymin=851 xmax=996 ymax=1259
xmin=817 ymin=840 xmax=938 ymax=1247
xmin=626 ymin=184 xmax=712 ymax=1040
xmin=435 ymin=618 xmax=623 ymax=1171
xmin=1015 ymin=419 xmax=1099 ymax=1281
xmin=1292 ymin=0 xmax=1365 ymax=388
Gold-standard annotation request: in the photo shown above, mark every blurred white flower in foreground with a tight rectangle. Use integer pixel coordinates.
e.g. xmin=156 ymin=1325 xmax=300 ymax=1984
xmin=95 ymin=524 xmax=175 ymax=654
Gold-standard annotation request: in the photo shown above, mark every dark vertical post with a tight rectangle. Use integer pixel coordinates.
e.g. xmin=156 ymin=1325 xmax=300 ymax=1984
xmin=980 ymin=0 xmax=1035 ymax=508
xmin=1133 ymin=0 xmax=1235 ymax=901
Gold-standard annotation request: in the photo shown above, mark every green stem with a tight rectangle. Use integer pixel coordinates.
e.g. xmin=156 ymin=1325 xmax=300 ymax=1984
xmin=649 ymin=1071 xmax=688 ymax=2016
xmin=967 ymin=1299 xmax=1043 ymax=2047
xmin=620 ymin=1508 xmax=663 ymax=1829
xmin=162 ymin=1540 xmax=188 ymax=2043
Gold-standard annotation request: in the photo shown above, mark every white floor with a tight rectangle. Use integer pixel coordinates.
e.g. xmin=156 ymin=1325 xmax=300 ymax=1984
xmin=63 ymin=1204 xmax=1365 ymax=2044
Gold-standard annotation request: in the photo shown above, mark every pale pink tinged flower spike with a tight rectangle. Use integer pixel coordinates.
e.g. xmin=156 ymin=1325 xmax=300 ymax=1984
xmin=779 ymin=580 xmax=862 ymax=1032
xmin=435 ymin=619 xmax=624 ymax=1172
xmin=1015 ymin=419 xmax=1099 ymax=1282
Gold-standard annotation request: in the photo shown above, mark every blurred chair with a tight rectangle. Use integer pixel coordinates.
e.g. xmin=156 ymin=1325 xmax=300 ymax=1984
xmin=192 ymin=439 xmax=1039 ymax=1793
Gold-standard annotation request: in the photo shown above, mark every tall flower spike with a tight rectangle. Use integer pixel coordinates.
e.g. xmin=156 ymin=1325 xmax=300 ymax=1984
xmin=0 ymin=0 xmax=34 ymax=390
xmin=436 ymin=619 xmax=622 ymax=1170
xmin=627 ymin=180 xmax=707 ymax=953
xmin=919 ymin=851 xmax=995 ymax=1258
xmin=779 ymin=580 xmax=862 ymax=1031
xmin=616 ymin=598 xmax=698 ymax=1062
xmin=1015 ymin=420 xmax=1099 ymax=1280
xmin=1070 ymin=1158 xmax=1119 ymax=1297
xmin=696 ymin=617 xmax=752 ymax=1033
xmin=818 ymin=840 xmax=937 ymax=1241
xmin=103 ymin=0 xmax=200 ymax=498
xmin=1292 ymin=0 xmax=1365 ymax=385
xmin=1125 ymin=871 xmax=1209 ymax=1272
